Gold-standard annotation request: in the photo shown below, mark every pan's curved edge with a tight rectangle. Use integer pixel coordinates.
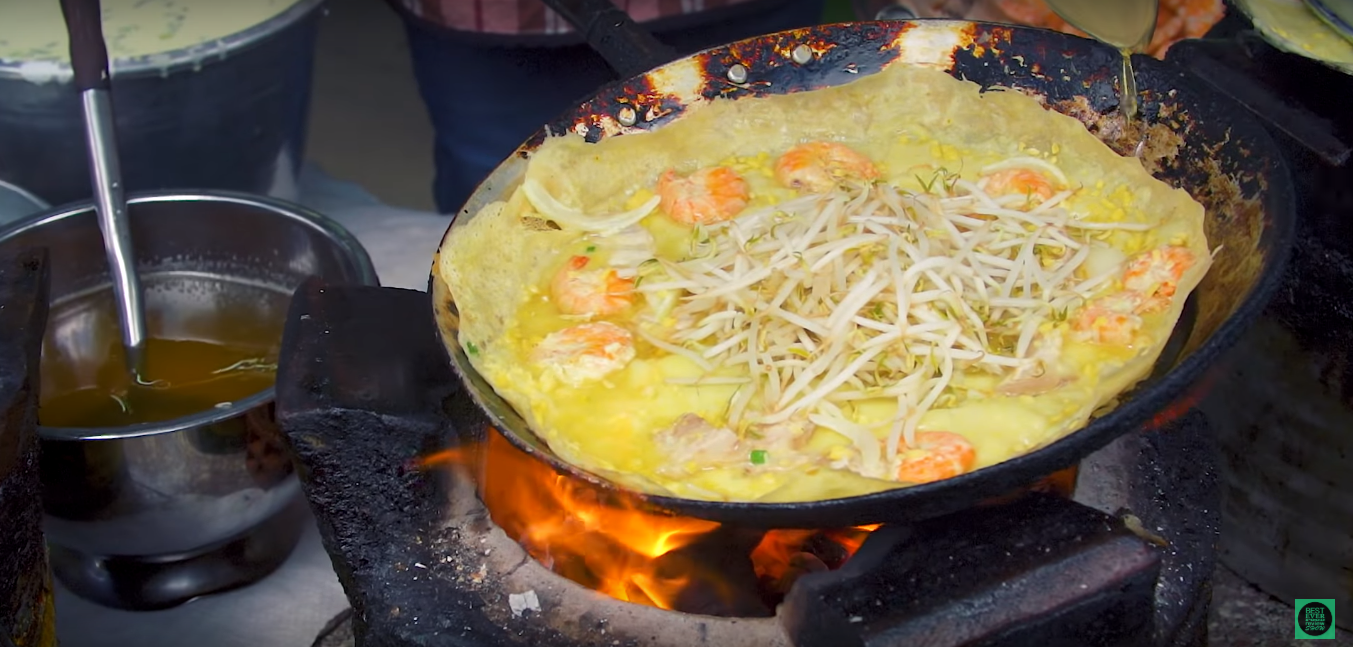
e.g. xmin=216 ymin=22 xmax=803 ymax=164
xmin=426 ymin=19 xmax=1298 ymax=528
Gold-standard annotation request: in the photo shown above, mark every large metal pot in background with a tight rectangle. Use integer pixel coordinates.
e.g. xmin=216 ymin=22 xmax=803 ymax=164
xmin=0 ymin=0 xmax=325 ymax=208
xmin=0 ymin=191 xmax=378 ymax=611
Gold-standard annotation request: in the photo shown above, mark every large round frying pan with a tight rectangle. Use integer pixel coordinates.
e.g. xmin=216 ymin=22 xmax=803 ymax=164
xmin=428 ymin=10 xmax=1295 ymax=529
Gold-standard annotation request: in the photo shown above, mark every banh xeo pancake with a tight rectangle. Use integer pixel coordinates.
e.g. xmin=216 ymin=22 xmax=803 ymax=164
xmin=437 ymin=64 xmax=1211 ymax=503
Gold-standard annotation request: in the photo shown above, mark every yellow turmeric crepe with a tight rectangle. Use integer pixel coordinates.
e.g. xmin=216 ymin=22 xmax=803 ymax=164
xmin=436 ymin=64 xmax=1211 ymax=503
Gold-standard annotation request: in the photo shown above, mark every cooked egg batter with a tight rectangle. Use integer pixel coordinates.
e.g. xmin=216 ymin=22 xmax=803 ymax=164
xmin=0 ymin=0 xmax=301 ymax=63
xmin=436 ymin=63 xmax=1210 ymax=503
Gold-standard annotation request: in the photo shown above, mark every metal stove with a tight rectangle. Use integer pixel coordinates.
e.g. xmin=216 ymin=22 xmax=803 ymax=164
xmin=275 ymin=281 xmax=1219 ymax=647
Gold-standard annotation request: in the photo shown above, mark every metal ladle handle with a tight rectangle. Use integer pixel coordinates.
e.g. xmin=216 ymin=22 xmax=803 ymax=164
xmin=60 ymin=0 xmax=147 ymax=375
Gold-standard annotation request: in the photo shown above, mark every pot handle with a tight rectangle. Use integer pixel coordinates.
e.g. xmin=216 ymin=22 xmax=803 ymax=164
xmin=59 ymin=0 xmax=112 ymax=92
xmin=536 ymin=0 xmax=682 ymax=79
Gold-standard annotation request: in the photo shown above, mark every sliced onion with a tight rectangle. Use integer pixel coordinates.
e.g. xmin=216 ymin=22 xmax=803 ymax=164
xmin=980 ymin=155 xmax=1071 ymax=187
xmin=808 ymin=412 xmax=883 ymax=478
xmin=521 ymin=178 xmax=659 ymax=234
xmin=1081 ymin=244 xmax=1128 ymax=282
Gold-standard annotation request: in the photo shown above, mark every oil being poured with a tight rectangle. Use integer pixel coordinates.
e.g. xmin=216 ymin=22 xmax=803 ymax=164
xmin=1118 ymin=48 xmax=1140 ymax=125
xmin=40 ymin=337 xmax=277 ymax=428
xmin=1042 ymin=0 xmax=1157 ymax=124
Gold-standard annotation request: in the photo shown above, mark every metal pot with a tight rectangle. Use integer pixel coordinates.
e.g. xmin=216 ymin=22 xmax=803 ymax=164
xmin=0 ymin=191 xmax=378 ymax=610
xmin=0 ymin=0 xmax=325 ymax=208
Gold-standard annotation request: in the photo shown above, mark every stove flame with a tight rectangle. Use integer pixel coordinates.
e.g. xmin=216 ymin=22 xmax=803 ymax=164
xmin=749 ymin=525 xmax=879 ymax=594
xmin=419 ymin=429 xmax=882 ymax=614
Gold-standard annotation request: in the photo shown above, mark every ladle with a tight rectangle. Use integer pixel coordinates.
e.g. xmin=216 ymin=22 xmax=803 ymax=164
xmin=1043 ymin=0 xmax=1158 ymax=153
xmin=59 ymin=0 xmax=147 ymax=377
xmin=1041 ymin=0 xmax=1158 ymax=51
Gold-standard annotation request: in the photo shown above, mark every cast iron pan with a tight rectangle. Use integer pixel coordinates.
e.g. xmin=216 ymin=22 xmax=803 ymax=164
xmin=870 ymin=1 xmax=1351 ymax=165
xmin=429 ymin=10 xmax=1296 ymax=528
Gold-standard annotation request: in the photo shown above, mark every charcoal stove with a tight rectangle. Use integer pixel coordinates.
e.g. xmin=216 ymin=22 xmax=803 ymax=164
xmin=266 ymin=9 xmax=1353 ymax=646
xmin=275 ymin=281 xmax=1221 ymax=647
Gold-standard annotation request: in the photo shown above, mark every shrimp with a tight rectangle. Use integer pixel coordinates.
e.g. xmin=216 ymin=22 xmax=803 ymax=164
xmin=655 ymin=414 xmax=743 ymax=475
xmin=1167 ymin=0 xmax=1225 ymax=36
xmin=993 ymin=0 xmax=1066 ymax=28
xmin=1072 ymin=305 xmax=1143 ymax=346
xmin=657 ymin=166 xmax=750 ymax=225
xmin=530 ymin=321 xmax=636 ymax=386
xmin=1074 ymin=244 xmax=1196 ymax=345
xmin=1123 ymin=245 xmax=1195 ymax=313
xmin=551 ymin=255 xmax=635 ymax=317
xmin=981 ymin=167 xmax=1056 ymax=202
xmin=774 ymin=142 xmax=880 ymax=193
xmin=1149 ymin=0 xmax=1226 ymax=57
xmin=1147 ymin=10 xmax=1185 ymax=57
xmin=895 ymin=431 xmax=977 ymax=484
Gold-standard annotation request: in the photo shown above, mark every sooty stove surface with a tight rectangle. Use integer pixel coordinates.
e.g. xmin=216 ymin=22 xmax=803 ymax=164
xmin=274 ymin=280 xmax=1219 ymax=647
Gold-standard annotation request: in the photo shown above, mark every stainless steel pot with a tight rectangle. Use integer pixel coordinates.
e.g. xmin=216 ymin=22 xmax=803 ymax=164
xmin=0 ymin=0 xmax=325 ymax=208
xmin=0 ymin=190 xmax=378 ymax=610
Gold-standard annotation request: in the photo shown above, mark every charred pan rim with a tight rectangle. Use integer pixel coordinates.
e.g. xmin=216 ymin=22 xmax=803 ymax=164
xmin=433 ymin=20 xmax=1297 ymax=526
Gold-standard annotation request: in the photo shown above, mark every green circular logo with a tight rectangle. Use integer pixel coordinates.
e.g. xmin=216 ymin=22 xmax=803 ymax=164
xmin=1300 ymin=601 xmax=1333 ymax=636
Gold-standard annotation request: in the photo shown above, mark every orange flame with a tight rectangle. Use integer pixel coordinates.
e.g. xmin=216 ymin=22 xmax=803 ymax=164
xmin=749 ymin=524 xmax=881 ymax=593
xmin=1146 ymin=369 xmax=1219 ymax=431
xmin=422 ymin=431 xmax=723 ymax=609
xmin=418 ymin=429 xmax=883 ymax=611
xmin=419 ymin=430 xmax=1091 ymax=612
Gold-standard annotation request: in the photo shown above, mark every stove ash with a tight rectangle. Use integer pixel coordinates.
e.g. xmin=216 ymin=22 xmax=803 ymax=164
xmin=276 ymin=281 xmax=1219 ymax=647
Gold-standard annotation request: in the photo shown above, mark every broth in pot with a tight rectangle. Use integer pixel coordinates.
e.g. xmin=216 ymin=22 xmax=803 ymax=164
xmin=37 ymin=274 xmax=286 ymax=429
xmin=40 ymin=338 xmax=276 ymax=428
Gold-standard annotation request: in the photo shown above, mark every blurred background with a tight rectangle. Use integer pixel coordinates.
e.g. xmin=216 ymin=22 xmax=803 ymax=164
xmin=304 ymin=0 xmax=858 ymax=214
xmin=307 ymin=0 xmax=1228 ymax=212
